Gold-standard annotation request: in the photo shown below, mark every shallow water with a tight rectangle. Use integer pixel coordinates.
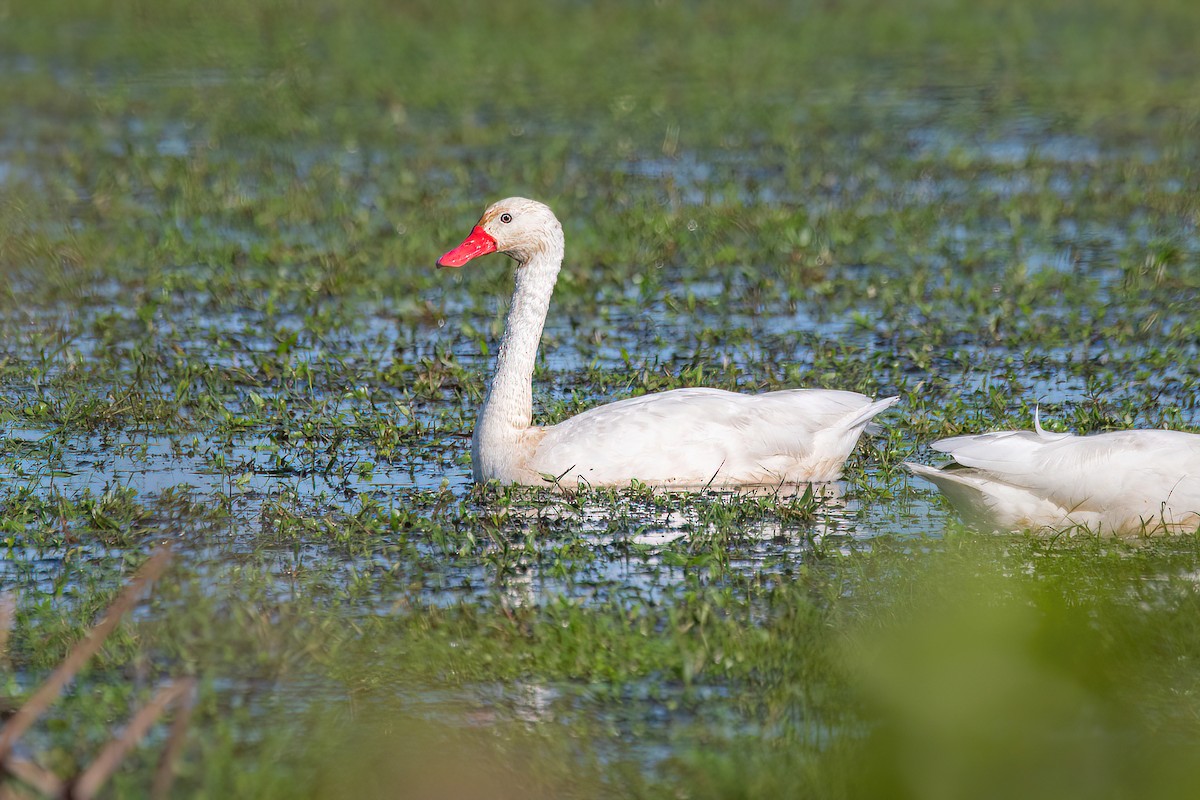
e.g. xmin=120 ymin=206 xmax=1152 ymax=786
xmin=1 ymin=117 xmax=1195 ymax=597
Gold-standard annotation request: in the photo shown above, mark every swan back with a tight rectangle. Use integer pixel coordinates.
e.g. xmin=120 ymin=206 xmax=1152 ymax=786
xmin=525 ymin=389 xmax=897 ymax=488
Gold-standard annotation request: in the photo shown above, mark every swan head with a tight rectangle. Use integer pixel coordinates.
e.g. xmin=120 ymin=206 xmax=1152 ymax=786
xmin=437 ymin=197 xmax=562 ymax=268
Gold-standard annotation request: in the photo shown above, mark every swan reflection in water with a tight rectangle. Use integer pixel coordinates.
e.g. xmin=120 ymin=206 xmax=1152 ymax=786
xmin=477 ymin=480 xmax=863 ymax=610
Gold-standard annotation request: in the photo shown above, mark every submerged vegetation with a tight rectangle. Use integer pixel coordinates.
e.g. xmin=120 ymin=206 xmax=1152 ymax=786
xmin=1 ymin=0 xmax=1199 ymax=796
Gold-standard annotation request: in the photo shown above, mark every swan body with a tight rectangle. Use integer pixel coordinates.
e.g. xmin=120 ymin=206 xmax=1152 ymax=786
xmin=438 ymin=197 xmax=897 ymax=489
xmin=906 ymin=421 xmax=1200 ymax=535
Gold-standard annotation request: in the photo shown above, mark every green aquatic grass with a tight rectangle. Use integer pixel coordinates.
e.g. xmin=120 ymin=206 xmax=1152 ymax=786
xmin=1 ymin=0 xmax=1200 ymax=796
xmin=17 ymin=533 xmax=1200 ymax=798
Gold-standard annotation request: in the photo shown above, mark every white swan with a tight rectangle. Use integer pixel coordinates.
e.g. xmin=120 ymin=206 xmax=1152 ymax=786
xmin=906 ymin=414 xmax=1200 ymax=535
xmin=437 ymin=197 xmax=897 ymax=488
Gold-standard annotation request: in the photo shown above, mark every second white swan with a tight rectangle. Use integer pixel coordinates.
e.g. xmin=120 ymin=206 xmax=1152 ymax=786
xmin=906 ymin=416 xmax=1200 ymax=535
xmin=437 ymin=197 xmax=897 ymax=488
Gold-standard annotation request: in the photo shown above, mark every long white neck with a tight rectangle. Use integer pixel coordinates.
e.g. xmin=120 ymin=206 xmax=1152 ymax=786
xmin=472 ymin=236 xmax=563 ymax=481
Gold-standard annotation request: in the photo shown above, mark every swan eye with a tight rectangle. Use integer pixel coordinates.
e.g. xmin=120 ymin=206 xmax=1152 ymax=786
xmin=500 ymin=213 xmax=513 ymax=224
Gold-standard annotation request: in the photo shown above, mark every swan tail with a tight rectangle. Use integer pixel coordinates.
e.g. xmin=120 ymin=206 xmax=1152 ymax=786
xmin=929 ymin=429 xmax=1068 ymax=472
xmin=849 ymin=395 xmax=900 ymax=435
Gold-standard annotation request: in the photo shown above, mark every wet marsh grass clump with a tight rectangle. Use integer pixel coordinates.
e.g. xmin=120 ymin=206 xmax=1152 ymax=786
xmin=1 ymin=0 xmax=1200 ymax=796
